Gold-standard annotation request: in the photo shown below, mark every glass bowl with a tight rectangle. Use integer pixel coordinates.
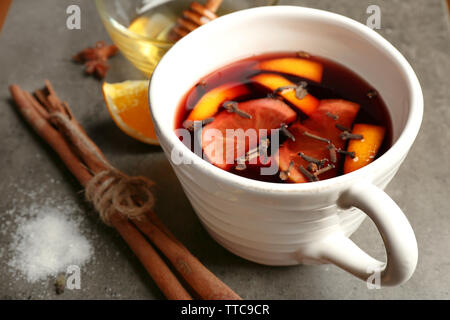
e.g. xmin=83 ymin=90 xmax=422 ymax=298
xmin=95 ymin=0 xmax=278 ymax=76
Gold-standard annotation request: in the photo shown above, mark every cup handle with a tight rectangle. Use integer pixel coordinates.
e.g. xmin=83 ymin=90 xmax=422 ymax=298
xmin=304 ymin=182 xmax=418 ymax=287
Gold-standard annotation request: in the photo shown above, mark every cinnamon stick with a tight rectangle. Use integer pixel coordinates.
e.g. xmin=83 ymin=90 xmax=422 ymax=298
xmin=34 ymin=81 xmax=108 ymax=175
xmin=10 ymin=81 xmax=241 ymax=300
xmin=9 ymin=84 xmax=192 ymax=300
xmin=134 ymin=215 xmax=241 ymax=300
xmin=9 ymin=85 xmax=92 ymax=185
xmin=111 ymin=215 xmax=192 ymax=300
xmin=33 ymin=81 xmax=241 ymax=300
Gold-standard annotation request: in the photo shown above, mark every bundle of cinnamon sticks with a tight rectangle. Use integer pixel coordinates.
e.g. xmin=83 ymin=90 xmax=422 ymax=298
xmin=9 ymin=80 xmax=241 ymax=300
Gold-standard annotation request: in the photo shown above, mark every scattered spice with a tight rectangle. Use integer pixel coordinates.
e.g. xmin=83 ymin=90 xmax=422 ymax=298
xmin=297 ymin=51 xmax=311 ymax=59
xmin=327 ymin=144 xmax=337 ymax=163
xmin=340 ymin=131 xmax=364 ymax=141
xmin=303 ymin=131 xmax=331 ymax=144
xmin=313 ymin=164 xmax=335 ymax=177
xmin=183 ymin=118 xmax=214 ymax=131
xmin=335 ymin=123 xmax=351 ymax=132
xmin=367 ymin=89 xmax=378 ymax=99
xmin=55 ymin=274 xmax=66 ymax=295
xmin=223 ymin=101 xmax=252 ymax=119
xmin=326 ymin=112 xmax=339 ymax=120
xmin=280 ymin=123 xmax=295 ymax=141
xmin=73 ymin=41 xmax=118 ymax=79
xmin=279 ymin=161 xmax=294 ymax=181
xmin=299 ymin=165 xmax=319 ymax=182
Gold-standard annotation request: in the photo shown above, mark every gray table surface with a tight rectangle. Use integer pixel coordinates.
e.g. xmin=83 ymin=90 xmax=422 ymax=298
xmin=0 ymin=0 xmax=449 ymax=300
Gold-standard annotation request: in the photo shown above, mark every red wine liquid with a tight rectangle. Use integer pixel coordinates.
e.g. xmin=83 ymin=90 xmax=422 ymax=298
xmin=175 ymin=52 xmax=393 ymax=183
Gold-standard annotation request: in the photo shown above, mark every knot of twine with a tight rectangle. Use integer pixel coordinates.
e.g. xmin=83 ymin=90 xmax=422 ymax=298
xmin=48 ymin=112 xmax=155 ymax=226
xmin=85 ymin=169 xmax=155 ymax=226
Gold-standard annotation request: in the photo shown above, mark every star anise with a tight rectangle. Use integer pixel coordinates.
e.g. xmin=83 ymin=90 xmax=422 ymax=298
xmin=73 ymin=41 xmax=118 ymax=79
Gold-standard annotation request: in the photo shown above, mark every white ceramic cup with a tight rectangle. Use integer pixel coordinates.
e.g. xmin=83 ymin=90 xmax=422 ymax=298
xmin=149 ymin=6 xmax=423 ymax=286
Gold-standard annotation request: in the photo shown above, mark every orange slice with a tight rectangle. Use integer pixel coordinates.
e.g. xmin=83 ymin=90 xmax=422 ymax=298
xmin=258 ymin=58 xmax=323 ymax=83
xmin=202 ymin=98 xmax=296 ymax=170
xmin=187 ymin=83 xmax=250 ymax=121
xmin=102 ymin=80 xmax=159 ymax=145
xmin=344 ymin=124 xmax=386 ymax=173
xmin=252 ymin=73 xmax=319 ymax=115
xmin=277 ymin=100 xmax=360 ymax=183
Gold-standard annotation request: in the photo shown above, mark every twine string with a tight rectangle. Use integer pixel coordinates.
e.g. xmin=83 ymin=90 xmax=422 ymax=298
xmin=49 ymin=112 xmax=155 ymax=225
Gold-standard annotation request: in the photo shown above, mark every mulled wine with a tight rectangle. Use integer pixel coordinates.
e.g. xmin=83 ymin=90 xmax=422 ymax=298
xmin=175 ymin=52 xmax=392 ymax=183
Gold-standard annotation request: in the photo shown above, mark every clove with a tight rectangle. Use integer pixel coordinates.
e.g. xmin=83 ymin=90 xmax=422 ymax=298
xmin=297 ymin=51 xmax=311 ymax=59
xmin=337 ymin=149 xmax=356 ymax=159
xmin=235 ymin=157 xmax=247 ymax=171
xmin=279 ymin=161 xmax=294 ymax=181
xmin=307 ymin=162 xmax=319 ymax=173
xmin=280 ymin=123 xmax=295 ymax=141
xmin=298 ymin=152 xmax=326 ymax=167
xmin=303 ymin=131 xmax=331 ymax=144
xmin=299 ymin=165 xmax=319 ymax=182
xmin=274 ymin=81 xmax=308 ymax=100
xmin=313 ymin=164 xmax=335 ymax=177
xmin=258 ymin=139 xmax=270 ymax=160
xmin=335 ymin=123 xmax=351 ymax=132
xmin=294 ymin=81 xmax=308 ymax=100
xmin=183 ymin=118 xmax=214 ymax=131
xmin=340 ymin=131 xmax=364 ymax=141
xmin=367 ymin=89 xmax=378 ymax=99
xmin=326 ymin=144 xmax=337 ymax=163
xmin=326 ymin=112 xmax=339 ymax=120
xmin=223 ymin=101 xmax=252 ymax=119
